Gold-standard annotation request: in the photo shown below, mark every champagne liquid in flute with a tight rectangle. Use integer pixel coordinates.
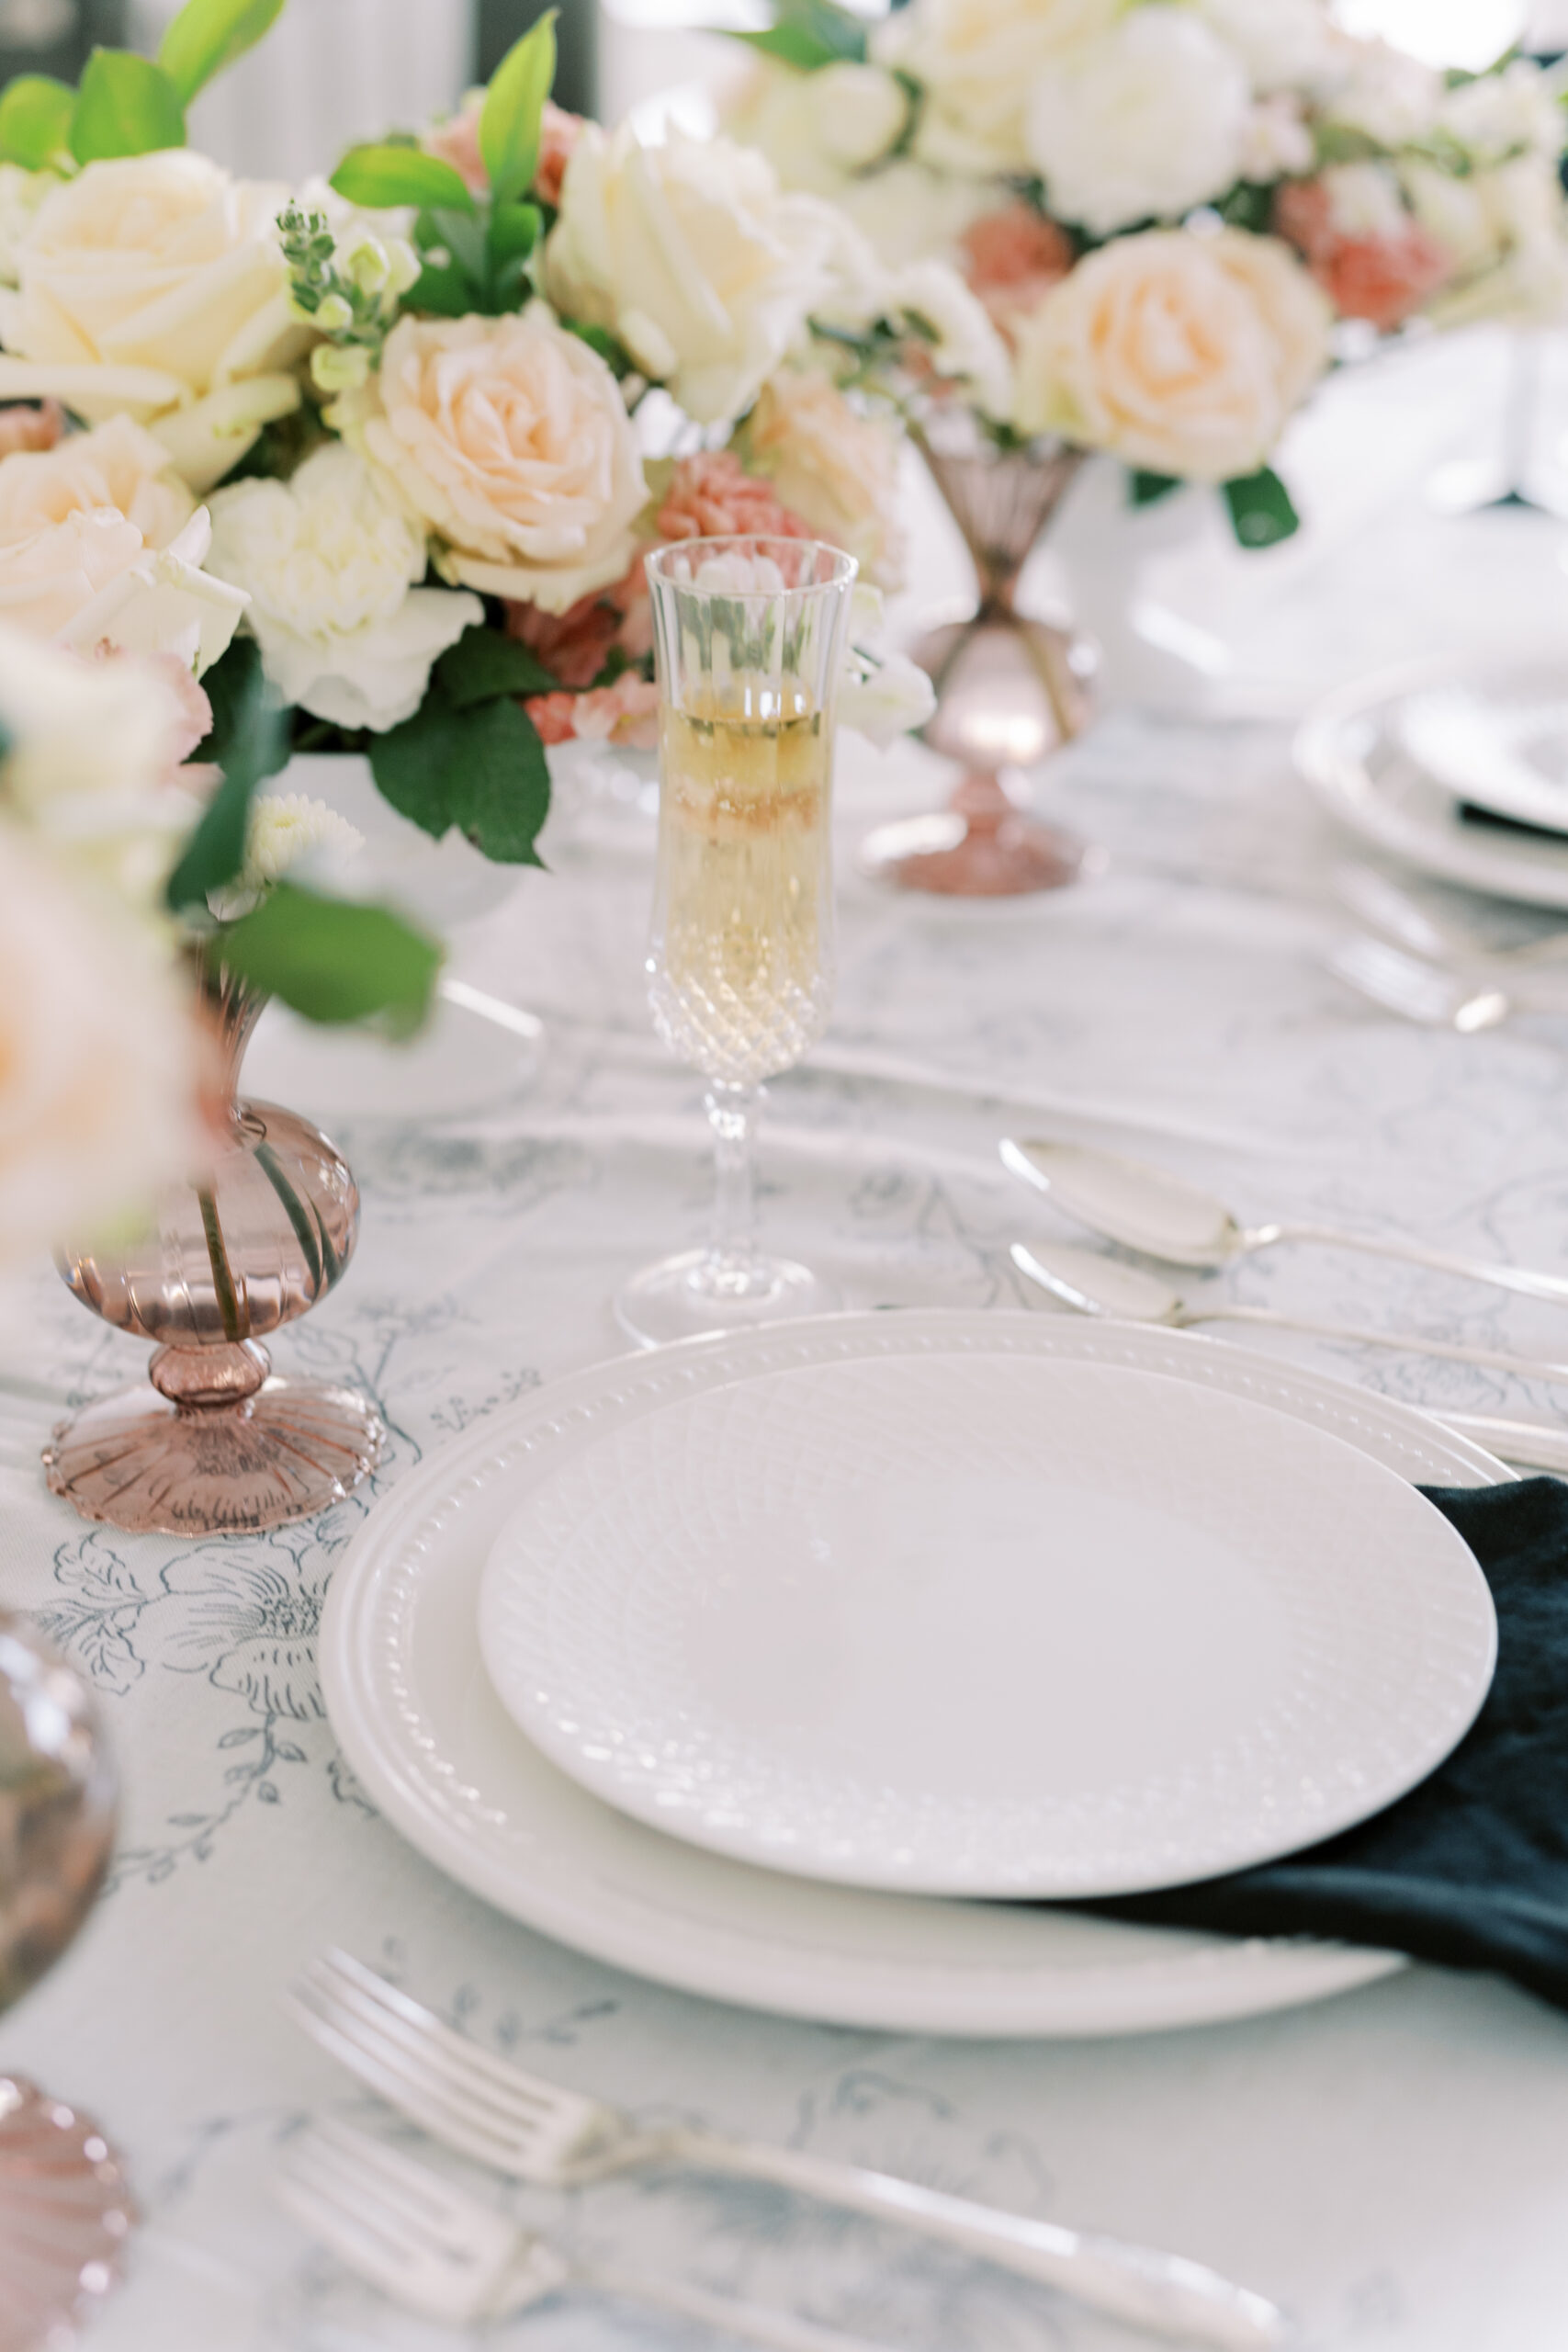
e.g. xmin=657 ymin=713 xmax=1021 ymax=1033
xmin=650 ymin=671 xmax=835 ymax=1086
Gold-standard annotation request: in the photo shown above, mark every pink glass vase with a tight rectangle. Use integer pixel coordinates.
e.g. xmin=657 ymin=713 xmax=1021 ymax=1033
xmin=43 ymin=967 xmax=384 ymax=1537
xmin=859 ymin=429 xmax=1100 ymax=897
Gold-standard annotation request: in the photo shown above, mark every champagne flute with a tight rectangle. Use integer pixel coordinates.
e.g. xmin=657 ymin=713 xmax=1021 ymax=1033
xmin=615 ymin=537 xmax=858 ymax=1349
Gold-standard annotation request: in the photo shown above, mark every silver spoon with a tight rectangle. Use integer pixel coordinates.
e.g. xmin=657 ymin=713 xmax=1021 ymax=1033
xmin=1001 ymin=1138 xmax=1568 ymax=1307
xmin=1326 ymin=934 xmax=1513 ymax=1032
xmin=1010 ymin=1243 xmax=1568 ymax=1470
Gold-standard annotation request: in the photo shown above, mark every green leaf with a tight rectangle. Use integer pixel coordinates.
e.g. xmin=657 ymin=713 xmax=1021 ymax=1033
xmin=488 ymin=198 xmax=540 ymax=267
xmin=480 ymin=9 xmax=557 ymax=208
xmin=331 ymin=143 xmax=476 ymax=216
xmin=158 ymin=0 xmax=286 ymax=104
xmin=165 ymin=642 xmax=288 ymax=910
xmin=0 ymin=75 xmax=74 ymax=170
xmin=217 ymin=881 xmax=441 ymax=1033
xmin=1128 ymin=469 xmax=1182 ymax=508
xmin=70 ymin=50 xmax=186 ymax=163
xmin=370 ymin=683 xmax=550 ymax=864
xmin=726 ymin=0 xmax=867 ymax=72
xmin=408 ymin=259 xmax=477 ymax=317
xmin=1224 ymin=466 xmax=1300 ymax=549
xmin=436 ymin=624 xmax=558 ymax=708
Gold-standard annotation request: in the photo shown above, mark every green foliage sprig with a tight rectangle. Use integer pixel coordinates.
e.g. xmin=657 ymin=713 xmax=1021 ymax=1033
xmin=0 ymin=0 xmax=288 ymax=172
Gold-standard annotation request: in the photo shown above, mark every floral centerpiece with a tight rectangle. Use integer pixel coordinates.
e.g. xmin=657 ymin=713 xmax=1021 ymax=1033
xmin=0 ymin=0 xmax=960 ymax=872
xmin=729 ymin=0 xmax=1568 ymax=538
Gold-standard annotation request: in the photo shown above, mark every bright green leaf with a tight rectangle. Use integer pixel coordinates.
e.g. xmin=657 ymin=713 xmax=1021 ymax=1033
xmin=166 ymin=643 xmax=288 ymax=910
xmin=331 ymin=142 xmax=475 ymax=216
xmin=158 ymin=0 xmax=286 ymax=104
xmin=488 ymin=198 xmax=540 ymax=268
xmin=436 ymin=625 xmax=558 ymax=708
xmin=1224 ymin=465 xmax=1300 ymax=549
xmin=726 ymin=0 xmax=866 ymax=71
xmin=480 ymin=9 xmax=557 ymax=208
xmin=217 ymin=881 xmax=441 ymax=1033
xmin=370 ymin=682 xmax=551 ymax=864
xmin=0 ymin=75 xmax=74 ymax=170
xmin=1128 ymin=469 xmax=1182 ymax=508
xmin=407 ymin=258 xmax=478 ymax=317
xmin=70 ymin=50 xmax=186 ymax=163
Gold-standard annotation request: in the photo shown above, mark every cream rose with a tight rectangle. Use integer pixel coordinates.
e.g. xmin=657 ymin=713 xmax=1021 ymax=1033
xmin=544 ymin=126 xmax=841 ymax=425
xmin=207 ymin=446 xmax=481 ymax=731
xmin=333 ymin=309 xmax=649 ymax=613
xmin=740 ymin=370 xmax=906 ymax=589
xmin=1013 ymin=229 xmax=1332 ymax=483
xmin=1025 ymin=9 xmax=1252 ymax=239
xmin=0 ymin=818 xmax=202 ymax=1261
xmin=1192 ymin=0 xmax=1343 ymax=97
xmin=874 ymin=0 xmax=1123 ymax=174
xmin=0 ymin=153 xmax=313 ymax=494
xmin=0 ymin=414 xmax=246 ymax=672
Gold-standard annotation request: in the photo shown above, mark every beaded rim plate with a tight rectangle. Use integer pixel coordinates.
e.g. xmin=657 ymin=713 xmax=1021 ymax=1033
xmin=321 ymin=1312 xmax=1509 ymax=2039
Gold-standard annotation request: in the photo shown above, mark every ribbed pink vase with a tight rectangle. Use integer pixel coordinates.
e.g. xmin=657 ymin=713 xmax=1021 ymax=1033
xmin=43 ymin=966 xmax=384 ymax=1537
xmin=860 ymin=430 xmax=1100 ymax=897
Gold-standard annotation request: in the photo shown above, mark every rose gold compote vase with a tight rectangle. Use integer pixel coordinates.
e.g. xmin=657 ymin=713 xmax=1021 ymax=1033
xmin=859 ymin=429 xmax=1099 ymax=896
xmin=44 ymin=966 xmax=384 ymax=1537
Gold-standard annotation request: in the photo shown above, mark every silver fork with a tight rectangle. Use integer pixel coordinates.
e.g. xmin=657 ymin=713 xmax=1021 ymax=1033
xmin=277 ymin=2113 xmax=892 ymax=2349
xmin=288 ymin=1951 xmax=1285 ymax=2349
xmin=1328 ymin=935 xmax=1512 ymax=1031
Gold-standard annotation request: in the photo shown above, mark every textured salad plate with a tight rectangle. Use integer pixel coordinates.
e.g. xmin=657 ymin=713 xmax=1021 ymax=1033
xmin=478 ymin=1346 xmax=1495 ymax=1900
xmin=1297 ymin=650 xmax=1568 ymax=909
xmin=321 ymin=1314 xmax=1508 ymax=2038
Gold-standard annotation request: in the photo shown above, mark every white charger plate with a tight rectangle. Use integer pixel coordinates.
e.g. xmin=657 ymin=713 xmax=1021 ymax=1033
xmin=320 ymin=1313 xmax=1509 ymax=2038
xmin=478 ymin=1353 xmax=1495 ymax=1900
xmin=1296 ymin=651 xmax=1568 ymax=910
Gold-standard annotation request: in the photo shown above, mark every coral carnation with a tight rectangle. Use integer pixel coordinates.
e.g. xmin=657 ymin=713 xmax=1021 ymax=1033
xmin=1275 ymin=178 xmax=1451 ymax=330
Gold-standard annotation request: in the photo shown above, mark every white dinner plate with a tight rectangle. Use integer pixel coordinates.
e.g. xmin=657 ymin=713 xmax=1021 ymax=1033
xmin=1297 ymin=650 xmax=1568 ymax=910
xmin=477 ymin=1353 xmax=1495 ymax=1900
xmin=320 ymin=1312 xmax=1510 ymax=2038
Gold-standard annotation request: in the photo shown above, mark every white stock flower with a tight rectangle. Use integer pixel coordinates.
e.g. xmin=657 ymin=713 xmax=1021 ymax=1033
xmin=207 ymin=445 xmax=480 ymax=732
xmin=1325 ymin=40 xmax=1442 ymax=149
xmin=1013 ymin=227 xmax=1331 ymax=482
xmin=836 ymin=159 xmax=996 ymax=270
xmin=208 ymin=791 xmax=364 ymax=921
xmin=723 ymin=61 xmax=852 ymax=200
xmin=1191 ymin=0 xmax=1343 ymax=97
xmin=0 ymin=415 xmax=246 ymax=673
xmin=1441 ymin=62 xmax=1565 ymax=166
xmin=840 ymin=649 xmax=935 ymax=746
xmin=545 ymin=125 xmax=843 ymax=424
xmin=0 ymin=153 xmax=313 ymax=494
xmin=1320 ymin=161 xmax=1411 ymax=243
xmin=874 ymin=0 xmax=1123 ymax=174
xmin=815 ymin=63 xmax=912 ymax=171
xmin=0 ymin=816 xmax=201 ymax=1261
xmin=1240 ymin=98 xmax=1316 ymax=184
xmin=1025 ymin=9 xmax=1252 ymax=238
xmin=892 ymin=258 xmax=1013 ymax=416
xmin=1423 ymin=154 xmax=1568 ymax=329
xmin=0 ymin=626 xmax=213 ymax=910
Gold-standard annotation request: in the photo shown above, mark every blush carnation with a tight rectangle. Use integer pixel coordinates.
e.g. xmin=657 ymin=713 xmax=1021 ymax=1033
xmin=653 ymin=449 xmax=815 ymax=544
xmin=505 ymin=589 xmax=621 ymax=688
xmin=1274 ymin=178 xmax=1452 ymax=331
xmin=0 ymin=400 xmax=62 ymax=458
xmin=959 ymin=206 xmax=1076 ymax=345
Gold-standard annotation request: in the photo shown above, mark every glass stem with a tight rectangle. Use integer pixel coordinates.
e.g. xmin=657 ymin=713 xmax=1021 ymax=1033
xmin=706 ymin=1083 xmax=761 ymax=1272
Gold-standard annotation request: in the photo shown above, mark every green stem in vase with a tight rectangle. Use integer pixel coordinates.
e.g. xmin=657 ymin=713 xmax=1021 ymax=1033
xmin=197 ymin=1186 xmax=244 ymax=1344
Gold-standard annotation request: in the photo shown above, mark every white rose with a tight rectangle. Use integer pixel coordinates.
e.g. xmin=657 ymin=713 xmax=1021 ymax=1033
xmin=722 ymin=61 xmax=852 ymax=200
xmin=1441 ymin=62 xmax=1565 ymax=166
xmin=0 ymin=628 xmax=213 ymax=910
xmin=816 ymin=63 xmax=912 ymax=172
xmin=1325 ymin=40 xmax=1442 ymax=149
xmin=1025 ymin=9 xmax=1252 ymax=239
xmin=890 ymin=257 xmax=1014 ymax=416
xmin=207 ymin=446 xmax=481 ymax=732
xmin=0 ymin=153 xmax=313 ymax=494
xmin=0 ymin=414 xmax=246 ymax=673
xmin=333 ymin=309 xmax=649 ymax=613
xmin=1402 ymin=159 xmax=1502 ymax=277
xmin=0 ymin=818 xmax=201 ymax=1261
xmin=1013 ymin=228 xmax=1332 ymax=482
xmin=0 ymin=164 xmax=55 ymax=288
xmin=1320 ymin=161 xmax=1411 ymax=242
xmin=740 ymin=369 xmax=907 ymax=589
xmin=1240 ymin=97 xmax=1316 ymax=184
xmin=1191 ymin=0 xmax=1343 ymax=97
xmin=1424 ymin=155 xmax=1568 ymax=329
xmin=874 ymin=0 xmax=1123 ymax=174
xmin=835 ymin=159 xmax=996 ymax=270
xmin=544 ymin=125 xmax=842 ymax=424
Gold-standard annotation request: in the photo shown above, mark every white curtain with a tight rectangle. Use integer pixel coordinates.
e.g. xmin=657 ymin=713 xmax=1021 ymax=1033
xmin=127 ymin=0 xmax=479 ymax=187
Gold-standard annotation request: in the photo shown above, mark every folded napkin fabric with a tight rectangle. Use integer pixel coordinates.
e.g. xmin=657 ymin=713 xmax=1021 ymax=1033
xmin=1084 ymin=1478 xmax=1568 ymax=2016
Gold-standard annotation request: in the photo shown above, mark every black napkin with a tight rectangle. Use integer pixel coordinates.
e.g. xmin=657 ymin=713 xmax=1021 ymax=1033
xmin=1082 ymin=1479 xmax=1568 ymax=2015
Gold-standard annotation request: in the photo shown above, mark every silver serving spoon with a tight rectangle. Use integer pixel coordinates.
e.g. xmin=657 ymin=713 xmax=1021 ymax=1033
xmin=1001 ymin=1138 xmax=1568 ymax=1307
xmin=1010 ymin=1241 xmax=1568 ymax=1469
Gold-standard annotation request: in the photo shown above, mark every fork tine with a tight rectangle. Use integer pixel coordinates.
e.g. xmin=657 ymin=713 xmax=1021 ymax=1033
xmin=276 ymin=2165 xmax=416 ymax=2281
xmin=288 ymin=2120 xmax=460 ymax=2241
xmin=287 ymin=1984 xmax=530 ymax=2173
xmin=314 ymin=1951 xmax=580 ymax=2122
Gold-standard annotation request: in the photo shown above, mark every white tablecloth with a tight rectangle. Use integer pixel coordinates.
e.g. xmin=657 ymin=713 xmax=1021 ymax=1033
xmin=6 ymin=341 xmax=1568 ymax=2352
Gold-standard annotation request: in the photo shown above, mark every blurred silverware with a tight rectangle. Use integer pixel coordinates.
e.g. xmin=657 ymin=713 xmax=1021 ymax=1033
xmin=1000 ymin=1138 xmax=1568 ymax=1306
xmin=1327 ymin=935 xmax=1512 ymax=1031
xmin=289 ymin=1950 xmax=1285 ymax=2348
xmin=277 ymin=2115 xmax=916 ymax=2348
xmin=1336 ymin=867 xmax=1568 ymax=978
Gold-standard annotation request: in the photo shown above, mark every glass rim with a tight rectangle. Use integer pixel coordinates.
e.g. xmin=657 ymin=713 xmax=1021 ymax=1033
xmin=644 ymin=535 xmax=859 ymax=598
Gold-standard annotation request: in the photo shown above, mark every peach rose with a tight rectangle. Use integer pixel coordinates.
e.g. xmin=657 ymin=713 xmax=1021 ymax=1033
xmin=337 ymin=309 xmax=649 ymax=614
xmin=739 ymin=370 xmax=906 ymax=589
xmin=1013 ymin=228 xmax=1332 ymax=483
xmin=0 ymin=414 xmax=246 ymax=669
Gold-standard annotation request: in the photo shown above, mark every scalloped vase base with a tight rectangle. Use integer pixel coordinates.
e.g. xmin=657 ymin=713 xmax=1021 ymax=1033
xmin=42 ymin=1378 xmax=385 ymax=1537
xmin=0 ymin=2075 xmax=136 ymax=2352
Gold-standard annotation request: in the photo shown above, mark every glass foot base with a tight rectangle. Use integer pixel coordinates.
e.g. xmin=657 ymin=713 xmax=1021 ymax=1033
xmin=42 ymin=1376 xmax=385 ymax=1536
xmin=0 ymin=2076 xmax=136 ymax=2352
xmin=857 ymin=809 xmax=1100 ymax=898
xmin=615 ymin=1250 xmax=838 ymax=1350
